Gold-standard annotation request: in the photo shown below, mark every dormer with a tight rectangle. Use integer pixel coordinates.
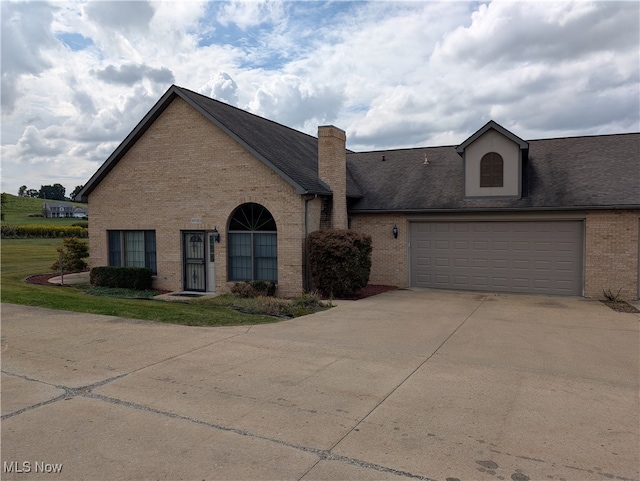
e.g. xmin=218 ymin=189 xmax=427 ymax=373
xmin=456 ymin=120 xmax=528 ymax=199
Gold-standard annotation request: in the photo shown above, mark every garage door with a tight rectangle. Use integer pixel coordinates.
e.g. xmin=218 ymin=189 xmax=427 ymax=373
xmin=410 ymin=221 xmax=583 ymax=295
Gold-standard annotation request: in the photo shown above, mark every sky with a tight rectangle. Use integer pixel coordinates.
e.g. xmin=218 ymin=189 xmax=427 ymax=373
xmin=1 ymin=0 xmax=639 ymax=198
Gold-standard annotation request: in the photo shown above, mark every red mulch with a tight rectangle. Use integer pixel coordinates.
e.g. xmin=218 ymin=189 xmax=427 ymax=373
xmin=25 ymin=272 xmax=85 ymax=285
xmin=323 ymin=285 xmax=398 ymax=300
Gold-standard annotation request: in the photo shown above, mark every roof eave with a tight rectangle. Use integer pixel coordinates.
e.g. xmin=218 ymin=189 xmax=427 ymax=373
xmin=348 ymin=204 xmax=640 ymax=215
xmin=173 ymin=88 xmax=325 ymax=196
xmin=75 ymin=85 xmax=183 ymax=202
xmin=456 ymin=120 xmax=529 ymax=155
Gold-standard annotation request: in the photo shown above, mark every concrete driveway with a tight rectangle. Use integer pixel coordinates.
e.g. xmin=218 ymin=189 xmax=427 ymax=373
xmin=1 ymin=289 xmax=638 ymax=481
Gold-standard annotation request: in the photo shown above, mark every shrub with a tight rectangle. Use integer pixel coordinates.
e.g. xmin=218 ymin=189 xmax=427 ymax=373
xmin=248 ymin=280 xmax=276 ymax=297
xmin=231 ymin=280 xmax=276 ymax=298
xmin=71 ymin=221 xmax=88 ymax=228
xmin=51 ymin=237 xmax=89 ymax=272
xmin=288 ymin=291 xmax=329 ymax=316
xmin=90 ymin=266 xmax=153 ymax=290
xmin=307 ymin=229 xmax=372 ymax=298
xmin=231 ymin=282 xmax=257 ymax=298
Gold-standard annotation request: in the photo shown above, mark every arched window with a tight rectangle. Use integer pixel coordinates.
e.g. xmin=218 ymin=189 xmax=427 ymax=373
xmin=480 ymin=152 xmax=504 ymax=187
xmin=228 ymin=203 xmax=277 ymax=282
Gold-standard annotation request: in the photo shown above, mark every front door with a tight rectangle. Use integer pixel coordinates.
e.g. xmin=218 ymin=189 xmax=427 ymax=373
xmin=183 ymin=231 xmax=206 ymax=291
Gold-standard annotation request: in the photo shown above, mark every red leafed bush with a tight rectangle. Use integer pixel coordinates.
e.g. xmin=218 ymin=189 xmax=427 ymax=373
xmin=307 ymin=229 xmax=372 ymax=298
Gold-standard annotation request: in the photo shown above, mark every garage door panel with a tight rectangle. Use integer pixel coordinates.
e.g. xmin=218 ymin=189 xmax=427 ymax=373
xmin=435 ymin=257 xmax=450 ymax=267
xmin=512 ymin=278 xmax=530 ymax=288
xmin=454 ymin=258 xmax=468 ymax=267
xmin=534 ymin=241 xmax=552 ymax=253
xmin=410 ymin=221 xmax=583 ymax=296
xmin=556 ymin=241 xmax=575 ymax=252
xmin=473 ymin=240 xmax=489 ymax=250
xmin=453 ymin=240 xmax=469 ymax=250
xmin=453 ymin=275 xmax=469 ymax=286
xmin=416 ymin=257 xmax=431 ymax=267
xmin=492 ymin=277 xmax=509 ymax=288
xmin=513 ymin=260 xmax=529 ymax=270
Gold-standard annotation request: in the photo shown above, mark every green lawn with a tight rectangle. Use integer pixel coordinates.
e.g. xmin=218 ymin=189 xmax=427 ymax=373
xmin=2 ymin=193 xmax=85 ymax=226
xmin=1 ymin=238 xmax=279 ymax=326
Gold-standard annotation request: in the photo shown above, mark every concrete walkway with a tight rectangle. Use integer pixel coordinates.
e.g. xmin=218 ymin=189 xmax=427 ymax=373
xmin=1 ymin=290 xmax=638 ymax=481
xmin=47 ymin=271 xmax=90 ymax=285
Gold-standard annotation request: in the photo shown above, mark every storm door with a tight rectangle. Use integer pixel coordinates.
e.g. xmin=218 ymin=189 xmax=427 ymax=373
xmin=183 ymin=231 xmax=206 ymax=291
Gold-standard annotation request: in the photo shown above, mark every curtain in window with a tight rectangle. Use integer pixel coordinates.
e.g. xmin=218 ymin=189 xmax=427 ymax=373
xmin=124 ymin=231 xmax=145 ymax=268
xmin=108 ymin=230 xmax=157 ymax=273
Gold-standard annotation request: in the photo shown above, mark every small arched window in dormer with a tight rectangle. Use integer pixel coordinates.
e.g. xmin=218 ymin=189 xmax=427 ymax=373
xmin=480 ymin=152 xmax=504 ymax=187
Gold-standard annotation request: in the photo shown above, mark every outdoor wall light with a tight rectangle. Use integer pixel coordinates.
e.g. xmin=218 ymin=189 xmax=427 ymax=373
xmin=212 ymin=227 xmax=221 ymax=243
xmin=392 ymin=225 xmax=398 ymax=239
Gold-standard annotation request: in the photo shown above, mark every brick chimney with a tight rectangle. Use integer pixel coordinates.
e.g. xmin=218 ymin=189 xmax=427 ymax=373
xmin=318 ymin=126 xmax=347 ymax=230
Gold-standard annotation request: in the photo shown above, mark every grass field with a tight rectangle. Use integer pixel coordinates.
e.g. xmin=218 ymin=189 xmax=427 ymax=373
xmin=1 ymin=238 xmax=279 ymax=326
xmin=1 ymin=193 xmax=85 ymax=226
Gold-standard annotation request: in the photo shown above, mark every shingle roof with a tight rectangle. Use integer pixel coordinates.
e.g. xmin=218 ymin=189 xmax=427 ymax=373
xmin=177 ymin=87 xmax=332 ymax=195
xmin=77 ymin=85 xmax=638 ymax=212
xmin=347 ymin=133 xmax=640 ymax=212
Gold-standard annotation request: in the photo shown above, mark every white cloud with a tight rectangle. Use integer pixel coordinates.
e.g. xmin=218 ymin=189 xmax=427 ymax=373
xmin=1 ymin=0 xmax=638 ymax=196
xmin=1 ymin=2 xmax=59 ymax=112
xmin=200 ymin=72 xmax=239 ymax=105
xmin=217 ymin=0 xmax=286 ymax=30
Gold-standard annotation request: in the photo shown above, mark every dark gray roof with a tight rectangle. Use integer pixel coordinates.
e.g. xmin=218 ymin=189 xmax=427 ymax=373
xmin=347 ymin=133 xmax=640 ymax=212
xmin=177 ymin=87 xmax=332 ymax=195
xmin=77 ymin=86 xmax=638 ymax=212
xmin=77 ymin=85 xmax=333 ymax=201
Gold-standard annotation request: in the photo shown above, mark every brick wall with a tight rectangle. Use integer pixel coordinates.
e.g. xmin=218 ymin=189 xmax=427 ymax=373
xmin=88 ymin=97 xmax=308 ymax=297
xmin=318 ymin=126 xmax=347 ymax=229
xmin=350 ymin=214 xmax=408 ymax=287
xmin=585 ymin=210 xmax=639 ymax=300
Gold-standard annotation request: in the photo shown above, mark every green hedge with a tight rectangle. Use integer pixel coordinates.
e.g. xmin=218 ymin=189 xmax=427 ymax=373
xmin=1 ymin=225 xmax=88 ymax=238
xmin=307 ymin=229 xmax=372 ymax=298
xmin=90 ymin=266 xmax=153 ymax=290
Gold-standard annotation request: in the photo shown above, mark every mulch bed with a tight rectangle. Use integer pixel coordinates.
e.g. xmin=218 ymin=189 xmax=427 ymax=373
xmin=601 ymin=300 xmax=640 ymax=313
xmin=27 ymin=273 xmax=396 ymax=300
xmin=25 ymin=272 xmax=84 ymax=286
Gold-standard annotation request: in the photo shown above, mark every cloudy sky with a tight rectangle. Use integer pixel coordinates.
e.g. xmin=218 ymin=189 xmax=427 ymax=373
xmin=1 ymin=0 xmax=638 ymax=197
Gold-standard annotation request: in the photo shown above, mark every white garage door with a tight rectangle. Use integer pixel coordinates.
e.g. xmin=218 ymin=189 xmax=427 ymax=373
xmin=410 ymin=221 xmax=583 ymax=295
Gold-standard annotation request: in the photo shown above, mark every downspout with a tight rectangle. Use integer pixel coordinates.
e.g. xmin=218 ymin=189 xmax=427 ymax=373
xmin=304 ymin=194 xmax=318 ymax=292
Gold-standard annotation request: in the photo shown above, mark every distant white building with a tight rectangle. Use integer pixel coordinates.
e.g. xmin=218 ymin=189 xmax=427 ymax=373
xmin=44 ymin=203 xmax=87 ymax=219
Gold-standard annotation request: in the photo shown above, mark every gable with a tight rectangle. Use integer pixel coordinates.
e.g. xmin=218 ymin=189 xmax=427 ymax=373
xmin=462 ymin=128 xmax=523 ymax=198
xmin=89 ymin=97 xmax=298 ymax=205
xmin=76 ymin=85 xmax=331 ymax=202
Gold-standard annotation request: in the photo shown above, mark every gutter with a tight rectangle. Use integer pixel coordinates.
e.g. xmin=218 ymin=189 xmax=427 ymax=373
xmin=348 ymin=204 xmax=640 ymax=215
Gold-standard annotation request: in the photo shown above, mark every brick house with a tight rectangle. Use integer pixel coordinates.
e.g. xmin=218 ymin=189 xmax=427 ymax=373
xmin=76 ymin=85 xmax=640 ymax=299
